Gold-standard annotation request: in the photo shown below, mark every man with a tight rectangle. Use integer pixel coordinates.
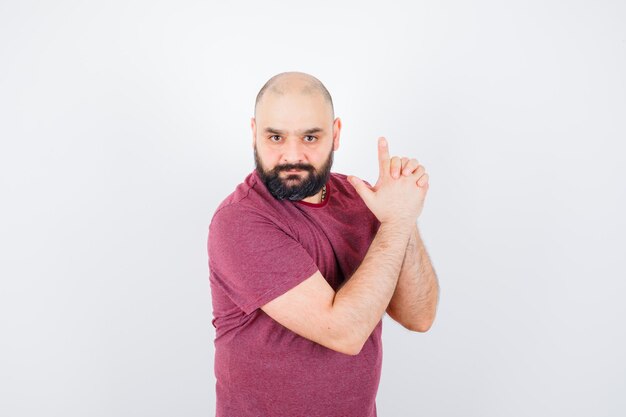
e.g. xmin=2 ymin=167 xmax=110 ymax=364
xmin=207 ymin=71 xmax=439 ymax=416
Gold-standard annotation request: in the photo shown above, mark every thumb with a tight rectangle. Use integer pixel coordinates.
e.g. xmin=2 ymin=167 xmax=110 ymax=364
xmin=347 ymin=175 xmax=374 ymax=203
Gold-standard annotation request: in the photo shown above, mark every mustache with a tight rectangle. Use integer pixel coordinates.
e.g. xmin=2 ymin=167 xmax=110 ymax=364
xmin=274 ymin=164 xmax=314 ymax=172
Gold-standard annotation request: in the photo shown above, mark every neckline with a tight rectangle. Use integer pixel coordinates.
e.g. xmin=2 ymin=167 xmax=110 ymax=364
xmin=294 ymin=180 xmax=331 ymax=208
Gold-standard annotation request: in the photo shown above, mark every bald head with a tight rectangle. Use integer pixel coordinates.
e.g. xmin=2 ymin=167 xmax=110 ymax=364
xmin=254 ymin=71 xmax=334 ymax=120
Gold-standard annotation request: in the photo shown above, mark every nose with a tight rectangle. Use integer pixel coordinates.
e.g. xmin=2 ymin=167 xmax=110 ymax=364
xmin=281 ymin=138 xmax=306 ymax=165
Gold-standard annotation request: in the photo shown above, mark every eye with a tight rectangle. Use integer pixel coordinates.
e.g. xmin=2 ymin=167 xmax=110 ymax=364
xmin=269 ymin=135 xmax=282 ymax=142
xmin=303 ymin=135 xmax=317 ymax=143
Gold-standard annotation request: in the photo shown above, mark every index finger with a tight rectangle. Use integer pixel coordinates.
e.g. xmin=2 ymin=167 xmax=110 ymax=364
xmin=378 ymin=136 xmax=390 ymax=176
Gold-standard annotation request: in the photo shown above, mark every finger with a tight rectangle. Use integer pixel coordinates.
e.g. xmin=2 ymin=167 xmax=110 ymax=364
xmin=390 ymin=156 xmax=402 ymax=179
xmin=407 ymin=163 xmax=426 ymax=178
xmin=347 ymin=175 xmax=374 ymax=205
xmin=417 ymin=173 xmax=429 ymax=199
xmin=417 ymin=173 xmax=429 ymax=188
xmin=377 ymin=137 xmax=390 ymax=178
xmin=400 ymin=157 xmax=409 ymax=175
xmin=403 ymin=158 xmax=419 ymax=176
xmin=410 ymin=164 xmax=425 ymax=179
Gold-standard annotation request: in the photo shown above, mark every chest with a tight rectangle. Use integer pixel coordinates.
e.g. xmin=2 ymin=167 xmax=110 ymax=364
xmin=287 ymin=207 xmax=377 ymax=291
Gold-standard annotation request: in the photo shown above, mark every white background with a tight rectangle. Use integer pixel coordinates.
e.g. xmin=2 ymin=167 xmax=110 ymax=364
xmin=1 ymin=1 xmax=625 ymax=416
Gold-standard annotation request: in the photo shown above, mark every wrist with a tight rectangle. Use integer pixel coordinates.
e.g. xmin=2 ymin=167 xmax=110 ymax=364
xmin=380 ymin=217 xmax=416 ymax=232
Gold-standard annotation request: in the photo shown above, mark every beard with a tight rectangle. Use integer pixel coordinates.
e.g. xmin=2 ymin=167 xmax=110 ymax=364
xmin=254 ymin=145 xmax=334 ymax=201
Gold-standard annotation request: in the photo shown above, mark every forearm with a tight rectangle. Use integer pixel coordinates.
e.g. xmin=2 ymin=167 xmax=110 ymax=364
xmin=388 ymin=223 xmax=439 ymax=331
xmin=331 ymin=221 xmax=412 ymax=353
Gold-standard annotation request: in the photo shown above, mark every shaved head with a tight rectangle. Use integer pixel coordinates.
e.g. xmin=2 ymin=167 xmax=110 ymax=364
xmin=254 ymin=71 xmax=334 ymax=120
xmin=250 ymin=71 xmax=342 ymax=203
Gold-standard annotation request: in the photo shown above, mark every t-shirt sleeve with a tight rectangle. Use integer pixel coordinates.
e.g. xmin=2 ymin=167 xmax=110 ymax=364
xmin=208 ymin=205 xmax=320 ymax=315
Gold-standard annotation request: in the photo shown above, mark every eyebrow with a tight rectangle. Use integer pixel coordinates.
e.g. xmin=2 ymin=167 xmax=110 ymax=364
xmin=264 ymin=127 xmax=325 ymax=135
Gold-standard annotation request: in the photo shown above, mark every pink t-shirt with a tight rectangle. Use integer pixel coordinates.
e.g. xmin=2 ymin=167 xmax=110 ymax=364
xmin=207 ymin=169 xmax=382 ymax=417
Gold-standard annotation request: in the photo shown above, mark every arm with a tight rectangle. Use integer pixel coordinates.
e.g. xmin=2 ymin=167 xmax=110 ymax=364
xmin=260 ymin=137 xmax=424 ymax=356
xmin=261 ymin=220 xmax=412 ymax=356
xmin=386 ymin=222 xmax=440 ymax=332
xmin=331 ymin=220 xmax=413 ymax=352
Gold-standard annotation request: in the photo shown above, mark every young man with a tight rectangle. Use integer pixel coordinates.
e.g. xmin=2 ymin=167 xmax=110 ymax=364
xmin=207 ymin=71 xmax=439 ymax=416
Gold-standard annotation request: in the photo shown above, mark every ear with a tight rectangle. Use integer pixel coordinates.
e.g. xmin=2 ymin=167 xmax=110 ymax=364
xmin=332 ymin=117 xmax=342 ymax=151
xmin=251 ymin=117 xmax=256 ymax=148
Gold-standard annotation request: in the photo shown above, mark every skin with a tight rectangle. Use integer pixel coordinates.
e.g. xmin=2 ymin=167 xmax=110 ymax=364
xmin=251 ymin=72 xmax=439 ymax=344
xmin=251 ymin=73 xmax=340 ymax=204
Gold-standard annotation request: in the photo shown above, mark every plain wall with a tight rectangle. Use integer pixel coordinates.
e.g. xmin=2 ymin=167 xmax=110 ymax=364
xmin=1 ymin=1 xmax=624 ymax=416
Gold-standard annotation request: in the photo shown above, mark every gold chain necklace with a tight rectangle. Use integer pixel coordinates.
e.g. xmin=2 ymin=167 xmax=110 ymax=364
xmin=321 ymin=185 xmax=327 ymax=202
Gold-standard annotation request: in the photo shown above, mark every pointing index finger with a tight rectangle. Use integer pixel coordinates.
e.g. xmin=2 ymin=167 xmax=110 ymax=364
xmin=378 ymin=137 xmax=390 ymax=176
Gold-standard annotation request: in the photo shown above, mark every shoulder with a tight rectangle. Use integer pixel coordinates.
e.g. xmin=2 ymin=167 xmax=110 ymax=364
xmin=209 ymin=171 xmax=289 ymax=237
xmin=211 ymin=172 xmax=257 ymax=216
xmin=328 ymin=172 xmax=352 ymax=195
xmin=211 ymin=171 xmax=271 ymax=219
xmin=328 ymin=171 xmax=374 ymax=202
xmin=328 ymin=171 xmax=380 ymax=227
xmin=329 ymin=171 xmax=375 ymax=187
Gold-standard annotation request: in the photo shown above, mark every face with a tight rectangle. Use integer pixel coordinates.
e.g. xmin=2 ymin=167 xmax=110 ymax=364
xmin=253 ymin=143 xmax=333 ymax=201
xmin=251 ymin=91 xmax=341 ymax=201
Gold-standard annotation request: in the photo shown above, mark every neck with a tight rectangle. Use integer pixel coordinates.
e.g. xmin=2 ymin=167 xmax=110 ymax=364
xmin=300 ymin=185 xmax=326 ymax=204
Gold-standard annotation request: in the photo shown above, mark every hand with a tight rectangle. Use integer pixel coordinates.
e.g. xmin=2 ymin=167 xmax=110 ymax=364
xmin=396 ymin=156 xmax=429 ymax=188
xmin=348 ymin=137 xmax=429 ymax=225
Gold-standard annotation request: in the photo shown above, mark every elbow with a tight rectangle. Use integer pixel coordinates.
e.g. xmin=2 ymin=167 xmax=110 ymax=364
xmin=328 ymin=332 xmax=363 ymax=356
xmin=342 ymin=340 xmax=365 ymax=356
xmin=348 ymin=338 xmax=367 ymax=356
xmin=406 ymin=317 xmax=435 ymax=333
xmin=324 ymin=328 xmax=364 ymax=356
xmin=327 ymin=307 xmax=367 ymax=356
xmin=325 ymin=340 xmax=362 ymax=356
xmin=336 ymin=333 xmax=366 ymax=356
xmin=408 ymin=323 xmax=431 ymax=333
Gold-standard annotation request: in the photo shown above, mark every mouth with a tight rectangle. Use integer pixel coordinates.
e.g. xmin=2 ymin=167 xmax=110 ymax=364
xmin=281 ymin=168 xmax=308 ymax=174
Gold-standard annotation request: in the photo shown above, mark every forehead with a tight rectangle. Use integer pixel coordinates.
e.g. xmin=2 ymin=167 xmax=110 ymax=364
xmin=256 ymin=92 xmax=332 ymax=130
